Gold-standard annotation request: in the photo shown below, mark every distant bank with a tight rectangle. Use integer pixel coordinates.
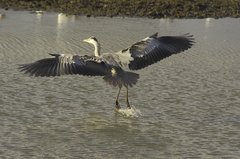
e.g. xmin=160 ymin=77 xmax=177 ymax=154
xmin=0 ymin=0 xmax=239 ymax=18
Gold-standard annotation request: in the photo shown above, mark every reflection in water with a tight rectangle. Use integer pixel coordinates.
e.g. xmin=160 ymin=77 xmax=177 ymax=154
xmin=159 ymin=18 xmax=175 ymax=25
xmin=158 ymin=18 xmax=175 ymax=35
xmin=32 ymin=13 xmax=43 ymax=46
xmin=56 ymin=13 xmax=76 ymax=50
xmin=205 ymin=18 xmax=213 ymax=29
xmin=57 ymin=13 xmax=76 ymax=30
xmin=56 ymin=13 xmax=68 ymax=48
xmin=57 ymin=13 xmax=69 ymax=30
xmin=36 ymin=13 xmax=42 ymax=24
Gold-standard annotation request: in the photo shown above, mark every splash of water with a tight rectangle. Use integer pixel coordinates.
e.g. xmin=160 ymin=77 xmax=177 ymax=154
xmin=117 ymin=107 xmax=142 ymax=117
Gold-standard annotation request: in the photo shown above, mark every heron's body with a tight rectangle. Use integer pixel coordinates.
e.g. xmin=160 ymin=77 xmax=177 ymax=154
xmin=18 ymin=33 xmax=194 ymax=109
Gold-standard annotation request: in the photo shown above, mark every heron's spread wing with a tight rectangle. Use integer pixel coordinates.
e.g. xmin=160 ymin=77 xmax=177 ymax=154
xmin=120 ymin=33 xmax=195 ymax=70
xmin=18 ymin=54 xmax=110 ymax=77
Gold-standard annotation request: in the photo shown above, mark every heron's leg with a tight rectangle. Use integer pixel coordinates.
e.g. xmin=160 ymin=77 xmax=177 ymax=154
xmin=126 ymin=87 xmax=131 ymax=109
xmin=115 ymin=88 xmax=121 ymax=109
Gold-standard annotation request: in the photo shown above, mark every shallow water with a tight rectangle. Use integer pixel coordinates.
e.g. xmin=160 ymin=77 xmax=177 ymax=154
xmin=0 ymin=9 xmax=240 ymax=158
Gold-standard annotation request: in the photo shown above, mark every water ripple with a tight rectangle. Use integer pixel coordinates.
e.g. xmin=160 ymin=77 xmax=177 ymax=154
xmin=1 ymin=9 xmax=240 ymax=158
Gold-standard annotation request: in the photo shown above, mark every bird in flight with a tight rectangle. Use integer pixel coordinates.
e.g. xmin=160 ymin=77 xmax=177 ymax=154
xmin=18 ymin=33 xmax=194 ymax=109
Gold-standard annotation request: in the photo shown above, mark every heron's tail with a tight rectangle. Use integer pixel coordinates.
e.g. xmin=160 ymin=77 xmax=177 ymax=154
xmin=103 ymin=69 xmax=139 ymax=88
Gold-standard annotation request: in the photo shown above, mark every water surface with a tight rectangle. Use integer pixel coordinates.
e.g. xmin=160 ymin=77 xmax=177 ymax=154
xmin=0 ymin=9 xmax=240 ymax=158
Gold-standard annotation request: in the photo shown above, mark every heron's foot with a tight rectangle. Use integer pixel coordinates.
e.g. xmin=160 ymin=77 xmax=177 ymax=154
xmin=116 ymin=100 xmax=121 ymax=109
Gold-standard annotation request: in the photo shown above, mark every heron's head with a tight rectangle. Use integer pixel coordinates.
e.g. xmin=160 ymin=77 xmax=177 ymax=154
xmin=83 ymin=36 xmax=98 ymax=45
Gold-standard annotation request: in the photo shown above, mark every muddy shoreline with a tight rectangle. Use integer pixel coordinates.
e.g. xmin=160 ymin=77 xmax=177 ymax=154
xmin=0 ymin=0 xmax=239 ymax=18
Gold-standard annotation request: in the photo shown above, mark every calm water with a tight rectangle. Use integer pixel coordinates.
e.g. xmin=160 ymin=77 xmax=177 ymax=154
xmin=1 ymin=9 xmax=240 ymax=158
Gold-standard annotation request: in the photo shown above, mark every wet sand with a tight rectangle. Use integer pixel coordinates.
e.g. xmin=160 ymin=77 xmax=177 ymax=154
xmin=0 ymin=0 xmax=239 ymax=18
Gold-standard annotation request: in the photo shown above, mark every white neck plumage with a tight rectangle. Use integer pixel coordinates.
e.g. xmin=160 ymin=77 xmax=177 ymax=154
xmin=93 ymin=41 xmax=101 ymax=56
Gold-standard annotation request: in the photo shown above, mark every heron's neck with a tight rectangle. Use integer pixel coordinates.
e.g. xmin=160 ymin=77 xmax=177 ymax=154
xmin=94 ymin=42 xmax=101 ymax=56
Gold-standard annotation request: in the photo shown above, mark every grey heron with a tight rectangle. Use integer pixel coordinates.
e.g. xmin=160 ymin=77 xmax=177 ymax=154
xmin=18 ymin=33 xmax=194 ymax=109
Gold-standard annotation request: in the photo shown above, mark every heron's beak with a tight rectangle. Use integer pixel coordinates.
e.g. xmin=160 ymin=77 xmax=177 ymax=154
xmin=83 ymin=39 xmax=90 ymax=42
